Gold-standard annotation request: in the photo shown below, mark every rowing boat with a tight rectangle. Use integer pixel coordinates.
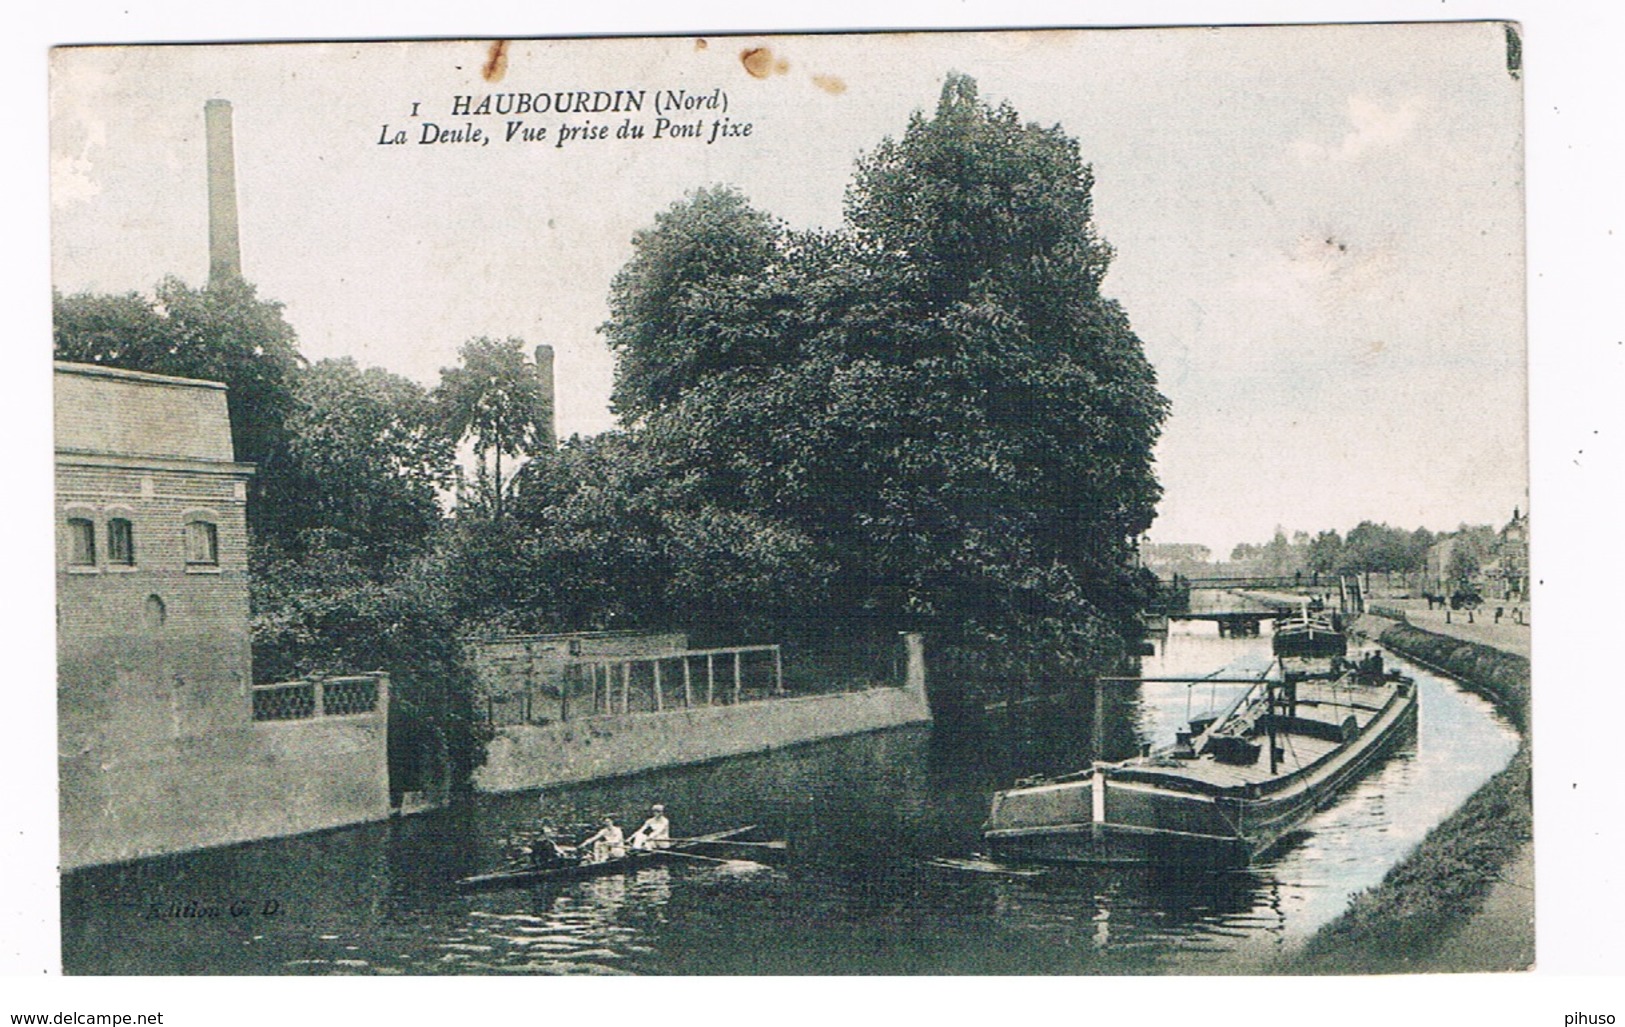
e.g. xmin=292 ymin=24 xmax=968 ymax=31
xmin=456 ymin=825 xmax=758 ymax=891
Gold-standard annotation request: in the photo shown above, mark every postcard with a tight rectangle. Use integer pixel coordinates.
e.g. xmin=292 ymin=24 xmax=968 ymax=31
xmin=46 ymin=24 xmax=1533 ymax=979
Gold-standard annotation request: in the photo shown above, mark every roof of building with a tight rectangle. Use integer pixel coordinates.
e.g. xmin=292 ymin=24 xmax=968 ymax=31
xmin=54 ymin=361 xmax=240 ymax=464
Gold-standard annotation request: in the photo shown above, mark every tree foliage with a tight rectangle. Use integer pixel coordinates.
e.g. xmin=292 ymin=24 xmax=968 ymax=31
xmin=1306 ymin=530 xmax=1344 ymax=575
xmin=593 ymin=73 xmax=1169 ymax=675
xmin=435 ymin=336 xmax=547 ymax=521
xmin=450 ymin=431 xmax=832 ymax=644
xmin=54 ymin=276 xmax=304 ymax=537
xmin=1340 ymin=521 xmax=1433 ymax=577
xmin=1445 ymin=544 xmax=1481 ymax=588
xmin=604 ymin=187 xmax=788 ymax=422
xmin=449 ymin=432 xmax=665 ymax=635
xmin=1223 ymin=521 xmax=1447 ymax=583
xmin=846 ymin=74 xmax=1112 ymax=313
xmin=277 ymin=357 xmax=455 ymax=568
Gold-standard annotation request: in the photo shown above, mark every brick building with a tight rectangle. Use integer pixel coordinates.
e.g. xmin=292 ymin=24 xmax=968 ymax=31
xmin=1493 ymin=507 xmax=1530 ymax=601
xmin=56 ymin=361 xmax=389 ymax=869
xmin=56 ymin=362 xmax=255 ymax=752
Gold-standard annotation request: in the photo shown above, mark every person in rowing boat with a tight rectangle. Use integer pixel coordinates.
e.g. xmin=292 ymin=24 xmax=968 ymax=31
xmin=629 ymin=804 xmax=671 ymax=850
xmin=580 ymin=816 xmax=626 ymax=863
xmin=533 ymin=828 xmax=578 ymax=868
xmin=514 ymin=826 xmax=576 ymax=870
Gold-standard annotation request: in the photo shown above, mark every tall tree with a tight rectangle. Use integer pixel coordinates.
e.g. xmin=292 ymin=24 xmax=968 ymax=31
xmin=1445 ymin=543 xmax=1481 ymax=590
xmin=840 ymin=73 xmax=1166 ymax=587
xmin=1341 ymin=521 xmax=1403 ymax=575
xmin=278 ymin=357 xmax=455 ymax=567
xmin=604 ymin=186 xmax=788 ymax=422
xmin=597 ymin=74 xmax=1168 ymax=677
xmin=846 ymin=73 xmax=1112 ymax=312
xmin=1407 ymin=527 xmax=1436 ymax=573
xmin=1306 ymin=530 xmax=1344 ymax=575
xmin=435 ymin=336 xmax=546 ymax=521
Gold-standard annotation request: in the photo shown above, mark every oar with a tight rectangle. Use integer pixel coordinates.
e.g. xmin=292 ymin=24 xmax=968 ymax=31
xmin=492 ymin=843 xmax=583 ymax=874
xmin=659 ymin=849 xmax=746 ymax=866
xmin=674 ymin=838 xmax=788 ymax=850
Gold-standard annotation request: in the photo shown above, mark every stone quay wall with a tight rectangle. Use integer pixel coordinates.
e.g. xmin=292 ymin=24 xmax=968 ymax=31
xmin=60 ymin=678 xmax=390 ymax=870
xmin=474 ymin=634 xmax=931 ymax=793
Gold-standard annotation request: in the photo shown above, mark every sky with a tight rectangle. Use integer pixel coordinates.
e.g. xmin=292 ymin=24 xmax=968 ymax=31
xmin=47 ymin=23 xmax=1528 ymax=558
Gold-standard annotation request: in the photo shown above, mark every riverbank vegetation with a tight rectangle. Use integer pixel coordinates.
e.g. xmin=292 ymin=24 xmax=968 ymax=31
xmin=1377 ymin=622 xmax=1530 ymax=731
xmin=54 ymin=73 xmax=1166 ymax=782
xmin=1295 ymin=744 xmax=1532 ymax=972
xmin=1291 ymin=621 xmax=1533 ymax=972
xmin=1149 ymin=520 xmax=1504 ymax=598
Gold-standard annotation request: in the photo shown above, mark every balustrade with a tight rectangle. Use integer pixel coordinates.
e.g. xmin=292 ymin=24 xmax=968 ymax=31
xmin=251 ymin=673 xmax=388 ymax=722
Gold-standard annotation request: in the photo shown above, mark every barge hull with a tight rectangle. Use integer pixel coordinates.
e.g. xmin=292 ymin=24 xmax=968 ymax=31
xmin=983 ymin=677 xmax=1417 ymax=870
xmin=987 ymin=822 xmax=1254 ymax=870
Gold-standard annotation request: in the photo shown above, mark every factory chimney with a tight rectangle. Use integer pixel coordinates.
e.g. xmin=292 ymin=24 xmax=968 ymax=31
xmin=533 ymin=344 xmax=556 ymax=449
xmin=205 ymin=99 xmax=243 ymax=285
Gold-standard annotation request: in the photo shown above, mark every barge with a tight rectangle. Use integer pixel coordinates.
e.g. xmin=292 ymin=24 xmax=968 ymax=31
xmin=1271 ymin=604 xmax=1348 ymax=660
xmin=982 ymin=633 xmax=1417 ymax=870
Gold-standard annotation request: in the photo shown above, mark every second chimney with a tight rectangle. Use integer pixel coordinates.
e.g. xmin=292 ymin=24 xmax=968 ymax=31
xmin=534 ymin=344 xmax=556 ymax=449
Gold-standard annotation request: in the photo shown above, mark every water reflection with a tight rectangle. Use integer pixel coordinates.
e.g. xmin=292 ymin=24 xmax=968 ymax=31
xmin=62 ymin=622 xmax=1519 ymax=975
xmin=448 ymin=868 xmax=669 ymax=974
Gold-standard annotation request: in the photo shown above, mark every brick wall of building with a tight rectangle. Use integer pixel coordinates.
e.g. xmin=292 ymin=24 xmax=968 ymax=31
xmin=56 ymin=364 xmax=256 ymax=756
xmin=55 ymin=362 xmax=390 ymax=870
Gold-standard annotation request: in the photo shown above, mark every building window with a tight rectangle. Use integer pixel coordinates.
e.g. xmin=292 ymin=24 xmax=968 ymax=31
xmin=108 ymin=518 xmax=135 ymax=566
xmin=185 ymin=520 xmax=219 ymax=566
xmin=143 ymin=594 xmax=166 ymax=631
xmin=68 ymin=518 xmax=96 ymax=566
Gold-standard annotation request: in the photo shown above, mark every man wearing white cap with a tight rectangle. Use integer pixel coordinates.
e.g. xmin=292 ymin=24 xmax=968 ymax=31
xmin=630 ymin=803 xmax=671 ymax=850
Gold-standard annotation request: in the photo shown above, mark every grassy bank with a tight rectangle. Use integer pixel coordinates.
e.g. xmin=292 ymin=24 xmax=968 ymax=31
xmin=1293 ymin=744 xmax=1531 ymax=972
xmin=1289 ymin=619 xmax=1533 ymax=973
xmin=1374 ymin=621 xmax=1530 ymax=733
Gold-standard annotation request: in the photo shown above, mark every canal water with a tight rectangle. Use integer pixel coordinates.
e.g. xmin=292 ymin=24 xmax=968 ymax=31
xmin=62 ymin=624 xmax=1519 ymax=975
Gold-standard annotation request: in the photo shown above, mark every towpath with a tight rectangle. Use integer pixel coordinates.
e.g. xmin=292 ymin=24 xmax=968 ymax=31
xmin=1390 ymin=602 xmax=1531 ymax=659
xmin=1431 ymin=841 xmax=1537 ymax=971
xmin=1367 ymin=603 xmax=1535 ymax=972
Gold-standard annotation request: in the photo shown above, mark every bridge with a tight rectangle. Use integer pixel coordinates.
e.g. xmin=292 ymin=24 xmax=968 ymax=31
xmin=1144 ymin=575 xmax=1363 ymax=637
xmin=1160 ymin=574 xmax=1343 ymax=591
xmin=1164 ymin=593 xmax=1285 ymax=637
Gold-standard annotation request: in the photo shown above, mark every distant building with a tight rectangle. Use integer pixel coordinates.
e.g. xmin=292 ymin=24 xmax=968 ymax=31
xmin=1492 ymin=507 xmax=1530 ymax=601
xmin=1424 ymin=511 xmax=1528 ymax=603
xmin=1141 ymin=542 xmax=1213 ymax=578
xmin=56 ymin=361 xmax=389 ymax=869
